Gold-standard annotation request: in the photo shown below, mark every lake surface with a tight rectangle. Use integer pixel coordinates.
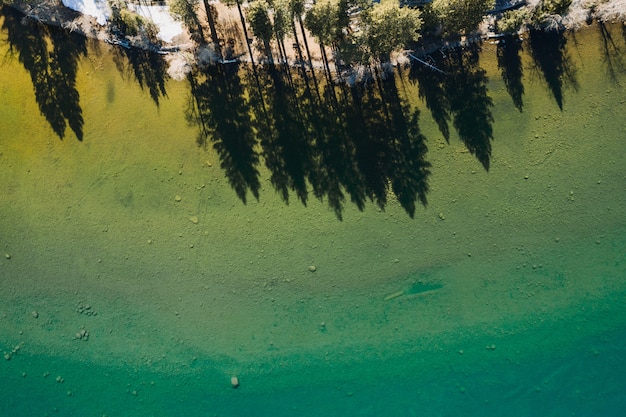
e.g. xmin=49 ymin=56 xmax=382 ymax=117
xmin=1 ymin=8 xmax=625 ymax=416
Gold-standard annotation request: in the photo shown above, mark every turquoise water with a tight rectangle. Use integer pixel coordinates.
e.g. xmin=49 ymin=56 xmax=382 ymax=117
xmin=4 ymin=318 xmax=626 ymax=415
xmin=6 ymin=324 xmax=626 ymax=416
xmin=1 ymin=7 xmax=625 ymax=416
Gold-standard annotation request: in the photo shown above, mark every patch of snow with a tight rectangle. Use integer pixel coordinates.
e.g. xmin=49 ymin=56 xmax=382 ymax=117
xmin=127 ymin=4 xmax=183 ymax=43
xmin=62 ymin=0 xmax=183 ymax=43
xmin=62 ymin=0 xmax=110 ymax=26
xmin=595 ymin=0 xmax=626 ymax=22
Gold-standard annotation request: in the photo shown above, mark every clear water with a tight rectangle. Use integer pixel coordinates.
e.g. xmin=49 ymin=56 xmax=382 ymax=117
xmin=1 ymin=8 xmax=625 ymax=416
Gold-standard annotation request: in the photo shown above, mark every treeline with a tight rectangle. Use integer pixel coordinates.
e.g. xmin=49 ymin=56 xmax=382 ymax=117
xmin=170 ymin=0 xmax=497 ymax=67
xmin=171 ymin=0 xmax=597 ymax=73
xmin=104 ymin=0 xmax=585 ymax=69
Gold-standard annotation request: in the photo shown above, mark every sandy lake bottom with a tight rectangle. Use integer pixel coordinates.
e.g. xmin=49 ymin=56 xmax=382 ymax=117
xmin=1 ymin=11 xmax=625 ymax=416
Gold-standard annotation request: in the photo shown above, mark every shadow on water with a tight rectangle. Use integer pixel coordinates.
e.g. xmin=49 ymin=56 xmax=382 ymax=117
xmin=258 ymin=65 xmax=313 ymax=207
xmin=528 ymin=29 xmax=578 ymax=111
xmin=187 ymin=63 xmax=262 ymax=203
xmin=111 ymin=47 xmax=168 ymax=106
xmin=187 ymin=62 xmax=431 ymax=219
xmin=410 ymin=44 xmax=494 ymax=170
xmin=497 ymin=35 xmax=524 ymax=112
xmin=411 ymin=64 xmax=450 ymax=142
xmin=342 ymin=73 xmax=431 ymax=217
xmin=254 ymin=64 xmax=432 ymax=219
xmin=1 ymin=6 xmax=86 ymax=140
xmin=597 ymin=20 xmax=625 ymax=84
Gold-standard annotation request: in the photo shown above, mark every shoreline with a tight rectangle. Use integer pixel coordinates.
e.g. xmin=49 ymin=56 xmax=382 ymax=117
xmin=2 ymin=0 xmax=625 ymax=80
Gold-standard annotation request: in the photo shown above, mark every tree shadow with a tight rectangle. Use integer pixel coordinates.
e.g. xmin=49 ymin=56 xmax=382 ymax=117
xmin=261 ymin=63 xmax=432 ymax=218
xmin=497 ymin=35 xmax=524 ymax=112
xmin=308 ymin=83 xmax=362 ymax=218
xmin=444 ymin=46 xmax=494 ymax=171
xmin=528 ymin=29 xmax=578 ymax=111
xmin=187 ymin=63 xmax=261 ymax=203
xmin=1 ymin=6 xmax=86 ymax=140
xmin=597 ymin=20 xmax=625 ymax=84
xmin=410 ymin=44 xmax=494 ymax=171
xmin=347 ymin=74 xmax=431 ymax=217
xmin=187 ymin=61 xmax=431 ymax=219
xmin=256 ymin=65 xmax=313 ymax=206
xmin=111 ymin=46 xmax=168 ymax=105
xmin=410 ymin=58 xmax=451 ymax=142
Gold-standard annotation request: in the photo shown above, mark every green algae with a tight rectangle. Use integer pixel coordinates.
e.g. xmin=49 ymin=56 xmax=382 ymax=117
xmin=1 ymin=13 xmax=625 ymax=416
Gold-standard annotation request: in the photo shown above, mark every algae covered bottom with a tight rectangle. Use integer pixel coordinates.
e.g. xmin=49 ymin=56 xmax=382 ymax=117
xmin=1 ymin=12 xmax=625 ymax=416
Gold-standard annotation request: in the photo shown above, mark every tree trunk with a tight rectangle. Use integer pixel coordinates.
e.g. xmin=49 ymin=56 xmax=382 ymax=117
xmin=261 ymin=39 xmax=273 ymax=64
xmin=319 ymin=42 xmax=340 ymax=108
xmin=277 ymin=37 xmax=295 ymax=90
xmin=234 ymin=0 xmax=256 ymax=66
xmin=201 ymin=0 xmax=222 ymax=59
xmin=293 ymin=17 xmax=322 ymax=102
xmin=297 ymin=15 xmax=314 ymax=71
xmin=290 ymin=20 xmax=305 ymax=68
xmin=320 ymin=43 xmax=332 ymax=85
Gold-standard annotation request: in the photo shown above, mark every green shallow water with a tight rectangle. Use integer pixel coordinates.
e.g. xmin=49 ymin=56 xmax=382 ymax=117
xmin=1 ymin=8 xmax=625 ymax=416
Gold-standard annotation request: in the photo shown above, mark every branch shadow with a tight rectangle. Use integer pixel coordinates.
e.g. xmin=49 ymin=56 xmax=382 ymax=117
xmin=497 ymin=35 xmax=524 ymax=112
xmin=597 ymin=20 xmax=626 ymax=84
xmin=410 ymin=44 xmax=494 ymax=171
xmin=1 ymin=6 xmax=86 ymax=140
xmin=445 ymin=46 xmax=494 ymax=171
xmin=187 ymin=63 xmax=261 ymax=203
xmin=408 ymin=58 xmax=450 ymax=142
xmin=528 ymin=28 xmax=578 ymax=111
xmin=278 ymin=63 xmax=432 ymax=218
xmin=339 ymin=74 xmax=431 ymax=217
xmin=186 ymin=59 xmax=432 ymax=219
xmin=111 ymin=46 xmax=168 ymax=106
xmin=257 ymin=65 xmax=313 ymax=206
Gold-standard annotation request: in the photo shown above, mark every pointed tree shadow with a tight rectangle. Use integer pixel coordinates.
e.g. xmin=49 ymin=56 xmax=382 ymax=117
xmin=409 ymin=60 xmax=450 ymax=142
xmin=597 ymin=21 xmax=625 ymax=84
xmin=1 ymin=6 xmax=86 ymax=140
xmin=256 ymin=65 xmax=313 ymax=206
xmin=307 ymin=83 xmax=363 ymax=218
xmin=260 ymin=64 xmax=431 ymax=219
xmin=187 ymin=63 xmax=261 ymax=203
xmin=528 ymin=29 xmax=578 ymax=111
xmin=187 ymin=60 xmax=431 ymax=219
xmin=444 ymin=46 xmax=494 ymax=171
xmin=111 ymin=47 xmax=168 ymax=105
xmin=497 ymin=35 xmax=525 ymax=112
xmin=368 ymin=74 xmax=431 ymax=216
xmin=410 ymin=45 xmax=494 ymax=171
xmin=335 ymin=73 xmax=431 ymax=217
